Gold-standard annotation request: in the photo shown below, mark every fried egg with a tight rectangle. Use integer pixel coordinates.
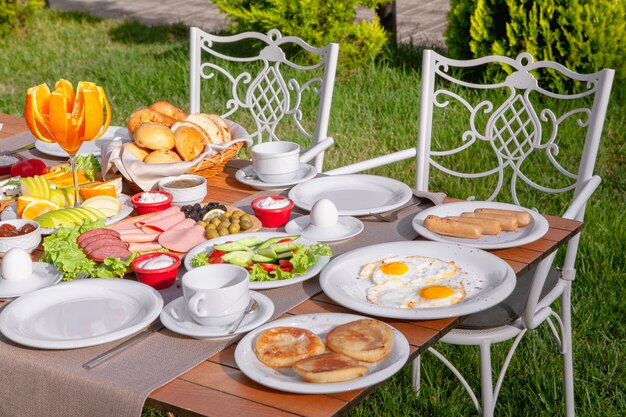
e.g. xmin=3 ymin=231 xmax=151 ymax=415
xmin=366 ymin=279 xmax=466 ymax=309
xmin=359 ymin=255 xmax=458 ymax=285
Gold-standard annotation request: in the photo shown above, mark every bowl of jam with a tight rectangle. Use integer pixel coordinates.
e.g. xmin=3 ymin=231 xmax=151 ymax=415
xmin=0 ymin=220 xmax=41 ymax=257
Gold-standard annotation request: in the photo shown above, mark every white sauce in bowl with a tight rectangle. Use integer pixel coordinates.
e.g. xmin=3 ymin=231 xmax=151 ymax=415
xmin=139 ymin=255 xmax=175 ymax=270
xmin=256 ymin=197 xmax=290 ymax=209
xmin=139 ymin=192 xmax=168 ymax=204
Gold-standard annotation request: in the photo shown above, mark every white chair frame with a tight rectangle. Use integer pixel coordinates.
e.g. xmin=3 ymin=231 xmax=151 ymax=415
xmin=327 ymin=50 xmax=614 ymax=416
xmin=189 ymin=27 xmax=339 ymax=172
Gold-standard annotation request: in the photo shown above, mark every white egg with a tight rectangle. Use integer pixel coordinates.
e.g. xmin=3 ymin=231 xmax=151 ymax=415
xmin=309 ymin=198 xmax=338 ymax=227
xmin=1 ymin=248 xmax=33 ymax=281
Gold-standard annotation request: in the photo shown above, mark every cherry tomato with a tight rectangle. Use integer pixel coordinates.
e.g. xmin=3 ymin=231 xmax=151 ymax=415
xmin=209 ymin=257 xmax=225 ymax=264
xmin=209 ymin=250 xmax=227 ymax=259
xmin=278 ymin=238 xmax=294 ymax=243
xmin=257 ymin=263 xmax=277 ymax=272
xmin=279 ymin=259 xmax=293 ymax=272
xmin=10 ymin=158 xmax=47 ymax=178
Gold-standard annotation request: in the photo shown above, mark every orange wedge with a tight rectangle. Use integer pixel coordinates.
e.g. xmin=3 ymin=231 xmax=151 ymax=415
xmin=16 ymin=196 xmax=42 ymax=217
xmin=79 ymin=184 xmax=117 ymax=200
xmin=54 ymin=79 xmax=75 ymax=112
xmin=22 ymin=200 xmax=60 ymax=220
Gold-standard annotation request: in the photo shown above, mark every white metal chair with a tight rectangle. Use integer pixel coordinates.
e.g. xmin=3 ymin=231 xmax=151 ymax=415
xmin=189 ymin=27 xmax=339 ymax=172
xmin=327 ymin=49 xmax=614 ymax=416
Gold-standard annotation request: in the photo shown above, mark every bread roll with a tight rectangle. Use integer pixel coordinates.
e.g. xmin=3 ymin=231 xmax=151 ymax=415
xmin=143 ymin=149 xmax=182 ymax=164
xmin=445 ymin=216 xmax=502 ymax=235
xmin=149 ymin=101 xmax=188 ymax=121
xmin=424 ymin=215 xmax=483 ymax=238
xmin=326 ymin=319 xmax=394 ymax=363
xmin=127 ymin=108 xmax=177 ymax=134
xmin=171 ymin=120 xmax=211 ymax=144
xmin=475 ymin=208 xmax=532 ymax=227
xmin=461 ymin=212 xmax=518 ymax=231
xmin=254 ymin=327 xmax=325 ymax=368
xmin=174 ymin=125 xmax=206 ymax=161
xmin=123 ymin=142 xmax=150 ymax=161
xmin=293 ymin=352 xmax=368 ymax=383
xmin=186 ymin=113 xmax=225 ymax=144
xmin=133 ymin=122 xmax=176 ymax=151
xmin=207 ymin=114 xmax=231 ymax=141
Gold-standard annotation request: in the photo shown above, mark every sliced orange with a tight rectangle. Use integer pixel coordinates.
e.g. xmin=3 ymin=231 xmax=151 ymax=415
xmin=22 ymin=199 xmax=60 ymax=220
xmin=48 ymin=92 xmax=68 ymax=142
xmin=82 ymin=88 xmax=104 ymax=140
xmin=79 ymin=184 xmax=117 ymax=200
xmin=16 ymin=196 xmax=42 ymax=217
xmin=53 ymin=79 xmax=75 ymax=113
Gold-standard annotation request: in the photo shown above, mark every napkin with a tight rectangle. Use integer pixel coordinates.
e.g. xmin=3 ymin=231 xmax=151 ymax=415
xmin=413 ymin=189 xmax=447 ymax=206
xmin=101 ymin=121 xmax=252 ymax=191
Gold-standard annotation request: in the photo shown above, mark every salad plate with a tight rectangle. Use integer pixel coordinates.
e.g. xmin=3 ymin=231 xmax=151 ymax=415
xmin=234 ymin=313 xmax=410 ymax=394
xmin=0 ymin=262 xmax=62 ymax=299
xmin=0 ymin=278 xmax=163 ymax=349
xmin=288 ymin=174 xmax=413 ymax=216
xmin=184 ymin=232 xmax=331 ymax=290
xmin=319 ymin=241 xmax=516 ymax=320
xmin=160 ymin=291 xmax=274 ymax=339
xmin=235 ymin=164 xmax=317 ymax=191
xmin=1 ymin=194 xmax=133 ymax=235
xmin=34 ymin=126 xmax=130 ymax=157
xmin=412 ymin=201 xmax=550 ymax=249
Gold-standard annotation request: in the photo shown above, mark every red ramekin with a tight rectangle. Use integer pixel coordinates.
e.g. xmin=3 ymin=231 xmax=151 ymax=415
xmin=131 ymin=191 xmax=173 ymax=215
xmin=251 ymin=196 xmax=294 ymax=228
xmin=131 ymin=252 xmax=181 ymax=289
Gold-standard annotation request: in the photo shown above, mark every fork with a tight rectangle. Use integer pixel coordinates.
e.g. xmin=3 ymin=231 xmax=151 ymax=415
xmin=370 ymin=200 xmax=423 ymax=222
xmin=75 ymin=272 xmax=90 ymax=280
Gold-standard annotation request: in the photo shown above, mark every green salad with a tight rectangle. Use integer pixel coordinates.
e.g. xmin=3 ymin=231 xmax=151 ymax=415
xmin=42 ymin=220 xmax=140 ymax=281
xmin=191 ymin=235 xmax=332 ymax=282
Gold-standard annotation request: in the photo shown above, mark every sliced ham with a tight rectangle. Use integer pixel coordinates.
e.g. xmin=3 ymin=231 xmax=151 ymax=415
xmin=110 ymin=220 xmax=143 ymax=231
xmin=120 ymin=232 xmax=160 ymax=243
xmin=127 ymin=242 xmax=164 ymax=252
xmin=168 ymin=218 xmax=197 ymax=231
xmin=158 ymin=225 xmax=207 ymax=253
xmin=116 ymin=227 xmax=145 ymax=236
xmin=134 ymin=206 xmax=181 ymax=227
xmin=141 ymin=212 xmax=186 ymax=234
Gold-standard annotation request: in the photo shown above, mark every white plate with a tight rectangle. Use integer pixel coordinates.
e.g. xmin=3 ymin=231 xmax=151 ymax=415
xmin=0 ymin=262 xmax=62 ymax=299
xmin=1 ymin=195 xmax=133 ymax=235
xmin=184 ymin=232 xmax=330 ymax=290
xmin=235 ymin=164 xmax=317 ymax=191
xmin=284 ymin=215 xmax=364 ymax=242
xmin=319 ymin=241 xmax=516 ymax=320
xmin=0 ymin=278 xmax=163 ymax=349
xmin=288 ymin=174 xmax=413 ymax=216
xmin=234 ymin=313 xmax=410 ymax=394
xmin=160 ymin=291 xmax=274 ymax=339
xmin=412 ymin=201 xmax=550 ymax=249
xmin=34 ymin=126 xmax=130 ymax=157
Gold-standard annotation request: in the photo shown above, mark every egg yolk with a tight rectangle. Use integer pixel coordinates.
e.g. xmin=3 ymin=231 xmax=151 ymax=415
xmin=419 ymin=285 xmax=455 ymax=299
xmin=380 ymin=262 xmax=409 ymax=275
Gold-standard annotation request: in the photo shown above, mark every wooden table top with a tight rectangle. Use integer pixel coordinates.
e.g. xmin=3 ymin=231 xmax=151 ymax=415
xmin=0 ymin=114 xmax=583 ymax=417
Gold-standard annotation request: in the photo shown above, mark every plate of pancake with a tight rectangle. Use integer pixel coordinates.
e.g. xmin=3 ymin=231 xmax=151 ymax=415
xmin=234 ymin=313 xmax=409 ymax=394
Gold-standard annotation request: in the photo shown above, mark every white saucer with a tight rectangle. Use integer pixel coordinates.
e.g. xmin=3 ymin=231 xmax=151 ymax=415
xmin=284 ymin=215 xmax=364 ymax=242
xmin=236 ymin=164 xmax=317 ymax=190
xmin=0 ymin=262 xmax=62 ymax=299
xmin=160 ymin=291 xmax=274 ymax=339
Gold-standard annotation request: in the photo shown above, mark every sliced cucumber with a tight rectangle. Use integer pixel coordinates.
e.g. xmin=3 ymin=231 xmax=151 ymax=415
xmin=235 ymin=236 xmax=263 ymax=247
xmin=213 ymin=241 xmax=253 ymax=252
xmin=270 ymin=241 xmax=299 ymax=253
xmin=256 ymin=246 xmax=277 ymax=259
xmin=251 ymin=253 xmax=275 ymax=263
xmin=221 ymin=251 xmax=253 ymax=267
xmin=256 ymin=235 xmax=300 ymax=250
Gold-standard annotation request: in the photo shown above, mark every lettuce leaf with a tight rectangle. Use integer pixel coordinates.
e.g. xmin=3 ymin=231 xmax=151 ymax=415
xmin=63 ymin=154 xmax=101 ymax=181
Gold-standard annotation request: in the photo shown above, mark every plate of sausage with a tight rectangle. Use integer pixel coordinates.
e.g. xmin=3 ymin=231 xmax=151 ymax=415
xmin=411 ymin=201 xmax=550 ymax=249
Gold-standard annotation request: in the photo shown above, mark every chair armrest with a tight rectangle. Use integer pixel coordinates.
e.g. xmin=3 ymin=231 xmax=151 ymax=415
xmin=562 ymin=175 xmax=601 ymax=220
xmin=299 ymin=137 xmax=334 ymax=164
xmin=325 ymin=147 xmax=417 ymax=176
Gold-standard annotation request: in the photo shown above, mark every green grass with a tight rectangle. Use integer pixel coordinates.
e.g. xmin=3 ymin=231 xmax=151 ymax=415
xmin=1 ymin=10 xmax=624 ymax=417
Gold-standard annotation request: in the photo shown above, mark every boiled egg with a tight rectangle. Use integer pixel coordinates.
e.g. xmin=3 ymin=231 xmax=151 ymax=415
xmin=1 ymin=248 xmax=33 ymax=280
xmin=309 ymin=199 xmax=338 ymax=228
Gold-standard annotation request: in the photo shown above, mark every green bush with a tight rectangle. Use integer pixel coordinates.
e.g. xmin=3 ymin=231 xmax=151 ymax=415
xmin=211 ymin=0 xmax=389 ymax=68
xmin=0 ymin=0 xmax=45 ymax=37
xmin=445 ymin=0 xmax=626 ymax=80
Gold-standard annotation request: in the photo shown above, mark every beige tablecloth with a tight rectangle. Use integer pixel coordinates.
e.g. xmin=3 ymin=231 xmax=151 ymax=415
xmin=0 ymin=188 xmax=426 ymax=417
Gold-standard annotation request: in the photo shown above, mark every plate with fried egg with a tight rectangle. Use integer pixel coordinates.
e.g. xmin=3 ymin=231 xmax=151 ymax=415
xmin=319 ymin=241 xmax=516 ymax=319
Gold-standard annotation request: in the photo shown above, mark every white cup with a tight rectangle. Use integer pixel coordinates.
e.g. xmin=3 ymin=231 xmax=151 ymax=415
xmin=182 ymin=264 xmax=250 ymax=327
xmin=251 ymin=141 xmax=300 ymax=183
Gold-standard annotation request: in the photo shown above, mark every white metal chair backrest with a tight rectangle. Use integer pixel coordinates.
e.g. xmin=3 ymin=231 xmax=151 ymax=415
xmin=190 ymin=27 xmax=339 ymax=172
xmin=417 ymin=50 xmax=614 ymax=327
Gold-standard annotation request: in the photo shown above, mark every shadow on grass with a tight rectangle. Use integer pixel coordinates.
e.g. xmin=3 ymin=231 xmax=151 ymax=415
xmin=108 ymin=20 xmax=188 ymax=44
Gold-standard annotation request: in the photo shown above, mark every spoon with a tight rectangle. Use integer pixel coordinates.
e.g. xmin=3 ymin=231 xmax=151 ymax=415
xmin=228 ymin=299 xmax=258 ymax=334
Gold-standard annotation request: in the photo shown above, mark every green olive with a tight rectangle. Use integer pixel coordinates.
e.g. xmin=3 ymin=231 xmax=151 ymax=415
xmin=219 ymin=215 xmax=229 ymax=222
xmin=210 ymin=218 xmax=221 ymax=226
xmin=230 ymin=217 xmax=240 ymax=223
xmin=223 ymin=211 xmax=233 ymax=218
xmin=240 ymin=214 xmax=251 ymax=223
xmin=240 ymin=220 xmax=252 ymax=230
xmin=205 ymin=224 xmax=216 ymax=231
xmin=220 ymin=220 xmax=231 ymax=229
xmin=197 ymin=221 xmax=207 ymax=227
xmin=206 ymin=229 xmax=219 ymax=239
xmin=228 ymin=223 xmax=241 ymax=234
xmin=217 ymin=226 xmax=230 ymax=236
xmin=231 ymin=210 xmax=243 ymax=219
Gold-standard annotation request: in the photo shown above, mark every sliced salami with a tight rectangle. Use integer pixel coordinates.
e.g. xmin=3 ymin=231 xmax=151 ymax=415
xmin=83 ymin=238 xmax=128 ymax=255
xmin=76 ymin=228 xmax=120 ymax=245
xmin=89 ymin=246 xmax=131 ymax=263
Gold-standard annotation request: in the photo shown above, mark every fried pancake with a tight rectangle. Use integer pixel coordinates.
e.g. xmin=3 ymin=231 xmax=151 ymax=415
xmin=293 ymin=352 xmax=368 ymax=383
xmin=326 ymin=319 xmax=394 ymax=363
xmin=254 ymin=327 xmax=326 ymax=368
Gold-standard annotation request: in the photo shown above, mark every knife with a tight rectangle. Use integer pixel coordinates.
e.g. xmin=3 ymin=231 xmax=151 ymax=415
xmin=0 ymin=143 xmax=36 ymax=156
xmin=82 ymin=321 xmax=165 ymax=370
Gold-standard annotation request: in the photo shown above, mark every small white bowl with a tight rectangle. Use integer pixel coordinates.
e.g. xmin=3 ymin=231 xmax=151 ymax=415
xmin=158 ymin=174 xmax=207 ymax=206
xmin=0 ymin=220 xmax=41 ymax=257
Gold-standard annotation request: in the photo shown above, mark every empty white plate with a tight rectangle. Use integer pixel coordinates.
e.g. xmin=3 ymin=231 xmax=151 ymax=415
xmin=34 ymin=126 xmax=130 ymax=157
xmin=0 ymin=262 xmax=62 ymax=299
xmin=285 ymin=215 xmax=364 ymax=242
xmin=235 ymin=164 xmax=317 ymax=190
xmin=160 ymin=291 xmax=274 ymax=339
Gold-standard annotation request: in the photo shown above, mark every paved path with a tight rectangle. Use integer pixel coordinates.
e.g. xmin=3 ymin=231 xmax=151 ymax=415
xmin=48 ymin=0 xmax=450 ymax=46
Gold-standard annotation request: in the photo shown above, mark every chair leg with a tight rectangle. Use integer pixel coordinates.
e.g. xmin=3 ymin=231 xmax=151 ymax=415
xmin=411 ymin=355 xmax=421 ymax=396
xmin=479 ymin=343 xmax=495 ymax=417
xmin=562 ymin=283 xmax=575 ymax=417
